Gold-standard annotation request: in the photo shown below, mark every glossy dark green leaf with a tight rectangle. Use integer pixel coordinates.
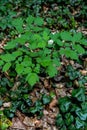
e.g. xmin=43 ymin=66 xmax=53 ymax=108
xmin=56 ymin=114 xmax=64 ymax=127
xmin=65 ymin=113 xmax=74 ymax=126
xmin=42 ymin=94 xmax=52 ymax=105
xmin=75 ymin=117 xmax=84 ymax=129
xmin=59 ymin=97 xmax=71 ymax=113
xmin=0 ymin=100 xmax=3 ymax=107
xmin=76 ymin=110 xmax=87 ymax=121
xmin=4 ymin=109 xmax=14 ymax=118
xmin=72 ymin=88 xmax=85 ymax=102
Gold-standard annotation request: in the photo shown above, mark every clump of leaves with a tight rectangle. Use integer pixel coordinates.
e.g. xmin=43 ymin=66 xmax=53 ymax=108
xmin=56 ymin=87 xmax=87 ymax=130
xmin=0 ymin=110 xmax=12 ymax=130
xmin=65 ymin=65 xmax=87 ymax=87
xmin=3 ymin=93 xmax=52 ymax=119
xmin=0 ymin=16 xmax=87 ymax=88
xmin=0 ymin=16 xmax=60 ymax=88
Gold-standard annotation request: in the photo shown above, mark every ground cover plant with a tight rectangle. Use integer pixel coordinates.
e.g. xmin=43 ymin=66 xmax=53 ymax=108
xmin=0 ymin=0 xmax=87 ymax=130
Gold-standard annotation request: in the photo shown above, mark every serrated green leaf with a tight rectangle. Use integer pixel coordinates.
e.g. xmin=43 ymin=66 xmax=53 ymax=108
xmin=34 ymin=17 xmax=44 ymax=26
xmin=59 ymin=48 xmax=78 ymax=60
xmin=26 ymin=73 xmax=39 ymax=86
xmin=26 ymin=15 xmax=34 ymax=24
xmin=46 ymin=64 xmax=57 ymax=77
xmin=15 ymin=64 xmax=24 ymax=75
xmin=34 ymin=64 xmax=40 ymax=73
xmin=12 ymin=18 xmax=23 ymax=33
xmin=0 ymin=54 xmax=16 ymax=62
xmin=57 ymin=39 xmax=64 ymax=46
xmin=12 ymin=50 xmax=23 ymax=58
xmin=42 ymin=31 xmax=49 ymax=41
xmin=23 ymin=67 xmax=32 ymax=75
xmin=72 ymin=32 xmax=82 ymax=42
xmin=80 ymin=39 xmax=87 ymax=46
xmin=2 ymin=62 xmax=11 ymax=72
xmin=73 ymin=44 xmax=85 ymax=54
xmin=0 ymin=60 xmax=4 ymax=66
xmin=37 ymin=41 xmax=46 ymax=48
xmin=4 ymin=41 xmax=17 ymax=49
xmin=60 ymin=31 xmax=72 ymax=41
xmin=40 ymin=56 xmax=51 ymax=67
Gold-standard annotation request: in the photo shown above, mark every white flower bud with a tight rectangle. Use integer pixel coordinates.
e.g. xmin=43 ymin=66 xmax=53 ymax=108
xmin=48 ymin=39 xmax=54 ymax=45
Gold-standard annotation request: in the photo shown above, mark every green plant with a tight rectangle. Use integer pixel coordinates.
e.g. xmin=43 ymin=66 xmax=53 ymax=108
xmin=0 ymin=110 xmax=12 ymax=130
xmin=0 ymin=16 xmax=60 ymax=87
xmin=56 ymin=87 xmax=87 ymax=130
xmin=65 ymin=65 xmax=87 ymax=87
xmin=3 ymin=93 xmax=52 ymax=119
xmin=0 ymin=16 xmax=87 ymax=88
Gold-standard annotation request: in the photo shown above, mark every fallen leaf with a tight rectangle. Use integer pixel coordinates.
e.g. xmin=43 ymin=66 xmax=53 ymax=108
xmin=11 ymin=117 xmax=26 ymax=130
xmin=23 ymin=117 xmax=34 ymax=127
xmin=3 ymin=102 xmax=11 ymax=108
xmin=80 ymin=70 xmax=87 ymax=76
xmin=34 ymin=119 xmax=42 ymax=128
xmin=49 ymin=98 xmax=57 ymax=109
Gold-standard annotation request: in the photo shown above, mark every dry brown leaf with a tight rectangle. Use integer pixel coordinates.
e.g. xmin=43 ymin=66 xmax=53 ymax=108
xmin=23 ymin=117 xmax=35 ymax=127
xmin=49 ymin=98 xmax=57 ymax=109
xmin=80 ymin=70 xmax=87 ymax=76
xmin=44 ymin=79 xmax=51 ymax=89
xmin=55 ymin=87 xmax=66 ymax=97
xmin=16 ymin=110 xmax=25 ymax=122
xmin=34 ymin=119 xmax=42 ymax=128
xmin=0 ymin=48 xmax=3 ymax=53
xmin=11 ymin=117 xmax=26 ymax=130
xmin=3 ymin=102 xmax=11 ymax=108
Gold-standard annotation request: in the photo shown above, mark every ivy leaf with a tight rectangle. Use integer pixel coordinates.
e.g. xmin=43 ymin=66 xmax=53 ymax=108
xmin=2 ymin=62 xmax=11 ymax=72
xmin=75 ymin=117 xmax=84 ymax=129
xmin=26 ymin=73 xmax=39 ymax=86
xmin=0 ymin=100 xmax=3 ymax=107
xmin=65 ymin=113 xmax=74 ymax=126
xmin=42 ymin=94 xmax=52 ymax=105
xmin=59 ymin=97 xmax=71 ymax=113
xmin=76 ymin=110 xmax=87 ymax=121
xmin=56 ymin=114 xmax=64 ymax=127
xmin=72 ymin=88 xmax=85 ymax=102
